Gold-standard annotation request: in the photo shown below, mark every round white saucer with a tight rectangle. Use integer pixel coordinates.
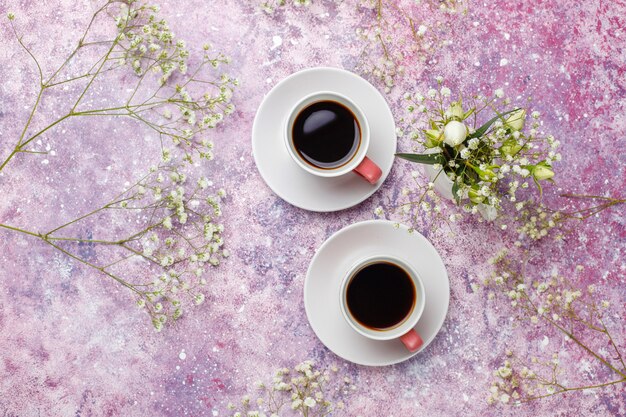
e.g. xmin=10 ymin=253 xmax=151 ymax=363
xmin=304 ymin=220 xmax=450 ymax=366
xmin=252 ymin=67 xmax=396 ymax=212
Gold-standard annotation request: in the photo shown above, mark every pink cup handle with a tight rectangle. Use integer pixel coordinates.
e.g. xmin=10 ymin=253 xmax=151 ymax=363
xmin=353 ymin=156 xmax=382 ymax=184
xmin=400 ymin=329 xmax=423 ymax=352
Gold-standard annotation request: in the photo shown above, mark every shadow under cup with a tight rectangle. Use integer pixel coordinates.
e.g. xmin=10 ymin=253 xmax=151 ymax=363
xmin=340 ymin=256 xmax=426 ymax=351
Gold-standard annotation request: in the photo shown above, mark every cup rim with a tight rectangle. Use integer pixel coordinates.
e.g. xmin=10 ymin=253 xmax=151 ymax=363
xmin=339 ymin=254 xmax=426 ymax=341
xmin=284 ymin=91 xmax=370 ymax=177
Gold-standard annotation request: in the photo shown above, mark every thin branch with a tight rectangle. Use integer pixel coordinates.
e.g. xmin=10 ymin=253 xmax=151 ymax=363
xmin=520 ymin=378 xmax=625 ymax=403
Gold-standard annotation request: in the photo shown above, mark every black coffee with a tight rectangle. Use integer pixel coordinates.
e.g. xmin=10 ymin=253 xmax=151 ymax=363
xmin=346 ymin=262 xmax=415 ymax=330
xmin=292 ymin=100 xmax=360 ymax=169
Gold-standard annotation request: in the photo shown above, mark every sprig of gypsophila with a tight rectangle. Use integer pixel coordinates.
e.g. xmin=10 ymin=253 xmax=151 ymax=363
xmin=1 ymin=1 xmax=237 ymax=173
xmin=513 ymin=193 xmax=625 ymax=241
xmin=260 ymin=0 xmax=312 ymax=14
xmin=472 ymin=251 xmax=625 ymax=405
xmin=1 ymin=164 xmax=228 ymax=330
xmin=356 ymin=0 xmax=467 ymax=93
xmin=226 ymin=360 xmax=355 ymax=417
xmin=259 ymin=0 xmax=461 ymax=92
xmin=1 ymin=1 xmax=237 ymax=329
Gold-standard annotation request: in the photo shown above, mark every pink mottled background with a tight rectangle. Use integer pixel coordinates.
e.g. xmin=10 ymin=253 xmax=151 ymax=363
xmin=0 ymin=1 xmax=624 ymax=416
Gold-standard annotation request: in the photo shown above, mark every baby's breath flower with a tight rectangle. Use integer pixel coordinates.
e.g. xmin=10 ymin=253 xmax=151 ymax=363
xmin=291 ymin=399 xmax=302 ymax=410
xmin=498 ymin=366 xmax=512 ymax=378
xmin=194 ymin=293 xmax=205 ymax=305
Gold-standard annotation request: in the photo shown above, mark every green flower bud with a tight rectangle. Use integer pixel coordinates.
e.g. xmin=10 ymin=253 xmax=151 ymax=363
xmin=473 ymin=165 xmax=497 ymax=181
xmin=532 ymin=165 xmax=554 ymax=181
xmin=468 ymin=187 xmax=485 ymax=204
xmin=500 ymin=139 xmax=522 ymax=156
xmin=445 ymin=101 xmax=465 ymax=120
xmin=424 ymin=129 xmax=443 ymax=148
xmin=504 ymin=109 xmax=526 ymax=131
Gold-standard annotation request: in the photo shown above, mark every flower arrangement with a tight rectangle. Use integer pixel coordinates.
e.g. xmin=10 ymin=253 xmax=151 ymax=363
xmin=225 ymin=360 xmax=354 ymax=417
xmin=1 ymin=0 xmax=237 ymax=329
xmin=476 ymin=251 xmax=625 ymax=404
xmin=396 ymin=79 xmax=560 ymax=223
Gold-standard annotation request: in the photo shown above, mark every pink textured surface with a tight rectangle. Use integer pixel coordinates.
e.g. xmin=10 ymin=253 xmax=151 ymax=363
xmin=0 ymin=1 xmax=624 ymax=416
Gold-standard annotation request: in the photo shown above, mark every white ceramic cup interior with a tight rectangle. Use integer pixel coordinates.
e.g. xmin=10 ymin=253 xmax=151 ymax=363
xmin=284 ymin=91 xmax=370 ymax=177
xmin=339 ymin=255 xmax=426 ymax=341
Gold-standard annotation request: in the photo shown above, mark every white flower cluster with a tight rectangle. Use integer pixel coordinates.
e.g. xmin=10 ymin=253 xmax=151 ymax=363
xmin=227 ymin=360 xmax=353 ymax=417
xmin=514 ymin=203 xmax=562 ymax=240
xmin=260 ymin=0 xmax=313 ymax=14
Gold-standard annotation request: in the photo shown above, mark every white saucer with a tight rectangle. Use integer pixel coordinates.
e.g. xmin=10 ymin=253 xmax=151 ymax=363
xmin=252 ymin=67 xmax=396 ymax=212
xmin=304 ymin=220 xmax=450 ymax=366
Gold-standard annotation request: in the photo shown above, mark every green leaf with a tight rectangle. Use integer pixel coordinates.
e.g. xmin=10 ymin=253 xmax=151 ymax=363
xmin=452 ymin=181 xmax=461 ymax=205
xmin=462 ymin=108 xmax=475 ymax=120
xmin=467 ymin=108 xmax=520 ymax=139
xmin=395 ymin=153 xmax=445 ymax=165
xmin=533 ymin=175 xmax=543 ymax=199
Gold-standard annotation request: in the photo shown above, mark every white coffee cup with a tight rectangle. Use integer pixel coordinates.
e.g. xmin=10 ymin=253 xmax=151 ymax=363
xmin=284 ymin=91 xmax=382 ymax=184
xmin=339 ymin=255 xmax=425 ymax=352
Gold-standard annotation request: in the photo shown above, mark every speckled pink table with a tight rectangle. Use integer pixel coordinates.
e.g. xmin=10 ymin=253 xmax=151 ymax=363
xmin=0 ymin=1 xmax=624 ymax=416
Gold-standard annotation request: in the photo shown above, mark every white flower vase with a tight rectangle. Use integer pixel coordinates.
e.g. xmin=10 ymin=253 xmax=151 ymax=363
xmin=423 ymin=163 xmax=456 ymax=201
xmin=422 ymin=148 xmax=456 ymax=201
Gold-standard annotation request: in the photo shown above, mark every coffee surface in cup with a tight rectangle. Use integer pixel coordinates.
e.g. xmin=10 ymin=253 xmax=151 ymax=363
xmin=292 ymin=100 xmax=360 ymax=169
xmin=346 ymin=261 xmax=416 ymax=330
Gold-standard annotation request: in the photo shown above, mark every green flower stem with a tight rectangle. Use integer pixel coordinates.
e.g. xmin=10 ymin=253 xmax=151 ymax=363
xmin=18 ymin=114 xmax=72 ymax=150
xmin=45 ymin=0 xmax=112 ymax=85
xmin=547 ymin=195 xmax=626 ymax=221
xmin=0 ymin=222 xmax=40 ymax=238
xmin=519 ymin=379 xmax=625 ymax=403
xmin=45 ymin=238 xmax=139 ymax=293
xmin=46 ymin=62 xmax=123 ymax=88
xmin=0 ymin=222 xmax=139 ymax=294
xmin=547 ymin=314 xmax=626 ymax=379
xmin=600 ymin=317 xmax=626 ymax=372
xmin=69 ymin=16 xmax=122 ymax=113
xmin=0 ymin=148 xmax=21 ymax=173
